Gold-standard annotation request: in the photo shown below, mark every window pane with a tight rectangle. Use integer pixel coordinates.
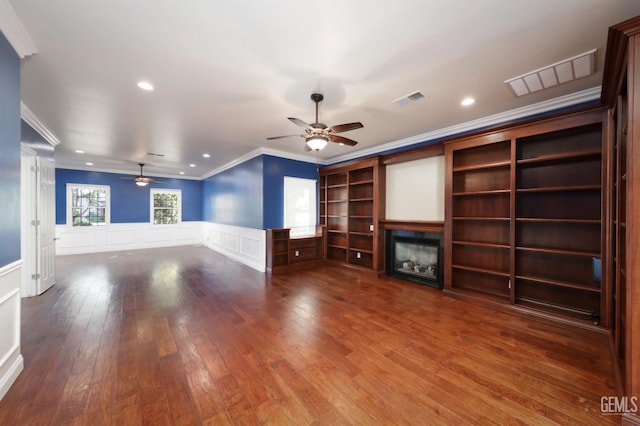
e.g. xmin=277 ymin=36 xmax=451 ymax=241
xmin=70 ymin=187 xmax=108 ymax=226
xmin=151 ymin=191 xmax=180 ymax=225
xmin=284 ymin=177 xmax=317 ymax=237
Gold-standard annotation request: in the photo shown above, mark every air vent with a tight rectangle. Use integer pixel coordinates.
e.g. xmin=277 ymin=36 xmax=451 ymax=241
xmin=393 ymin=90 xmax=427 ymax=106
xmin=505 ymin=49 xmax=597 ymax=97
xmin=147 ymin=152 xmax=165 ymax=157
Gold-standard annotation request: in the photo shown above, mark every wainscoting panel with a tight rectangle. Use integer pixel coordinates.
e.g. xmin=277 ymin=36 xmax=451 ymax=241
xmin=0 ymin=260 xmax=23 ymax=401
xmin=203 ymin=223 xmax=266 ymax=272
xmin=55 ymin=222 xmax=206 ymax=255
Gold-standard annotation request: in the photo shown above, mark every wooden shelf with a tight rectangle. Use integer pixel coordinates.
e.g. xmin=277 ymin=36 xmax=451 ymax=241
xmin=452 ymin=160 xmax=511 ymax=172
xmin=327 ymin=199 xmax=347 ymax=203
xmin=516 ymin=148 xmax=601 ymax=165
xmin=452 ymin=264 xmax=510 ymax=278
xmin=452 ymin=216 xmax=510 ymax=221
xmin=446 ymin=112 xmax=605 ymax=327
xmin=516 ymin=218 xmax=601 ymax=224
xmin=517 ymin=185 xmax=601 ymax=193
xmin=453 ymin=240 xmax=510 ymax=249
xmin=320 ymin=158 xmax=384 ymax=272
xmin=452 ymin=189 xmax=510 ymax=196
xmin=515 ymin=246 xmax=600 ymax=258
xmin=516 ymin=275 xmax=600 ymax=293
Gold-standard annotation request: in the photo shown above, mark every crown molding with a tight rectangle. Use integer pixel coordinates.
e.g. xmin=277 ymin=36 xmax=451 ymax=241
xmin=0 ymin=1 xmax=37 ymax=58
xmin=54 ymin=163 xmax=202 ymax=181
xmin=21 ymin=102 xmax=61 ymax=147
xmin=326 ymin=86 xmax=602 ymax=165
xmin=200 ymin=147 xmax=322 ymax=180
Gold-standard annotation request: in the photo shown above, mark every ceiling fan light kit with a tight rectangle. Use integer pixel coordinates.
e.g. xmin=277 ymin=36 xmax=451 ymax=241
xmin=267 ymin=93 xmax=363 ymax=151
xmin=306 ymin=136 xmax=328 ymax=151
xmin=135 ymin=177 xmax=149 ymax=187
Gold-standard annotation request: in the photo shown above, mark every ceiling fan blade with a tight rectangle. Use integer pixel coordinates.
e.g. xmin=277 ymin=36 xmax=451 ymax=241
xmin=288 ymin=117 xmax=313 ymax=131
xmin=329 ymin=122 xmax=363 ymax=133
xmin=266 ymin=134 xmax=301 ymax=140
xmin=329 ymin=134 xmax=358 ymax=146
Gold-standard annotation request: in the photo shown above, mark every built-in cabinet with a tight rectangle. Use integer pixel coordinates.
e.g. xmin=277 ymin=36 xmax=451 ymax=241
xmin=266 ymin=228 xmax=325 ymax=274
xmin=319 ymin=157 xmax=385 ymax=272
xmin=445 ymin=110 xmax=607 ymax=327
xmin=602 ymin=16 xmax=639 ymax=420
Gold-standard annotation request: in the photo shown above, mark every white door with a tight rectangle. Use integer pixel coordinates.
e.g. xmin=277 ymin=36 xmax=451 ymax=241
xmin=37 ymin=158 xmax=56 ymax=294
xmin=20 ymin=149 xmax=37 ymax=297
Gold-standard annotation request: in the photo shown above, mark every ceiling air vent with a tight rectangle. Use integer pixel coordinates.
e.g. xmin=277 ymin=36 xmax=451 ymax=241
xmin=393 ymin=90 xmax=426 ymax=106
xmin=505 ymin=49 xmax=597 ymax=97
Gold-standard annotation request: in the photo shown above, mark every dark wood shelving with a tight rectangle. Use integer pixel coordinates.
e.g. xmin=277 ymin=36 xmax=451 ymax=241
xmin=516 ymin=218 xmax=601 ymax=224
xmin=452 ymin=216 xmax=510 ymax=221
xmin=320 ymin=157 xmax=385 ymax=272
xmin=515 ymin=246 xmax=600 ymax=258
xmin=445 ymin=109 xmax=605 ymax=328
xmin=267 ymin=228 xmax=325 ymax=274
xmin=452 ymin=264 xmax=510 ymax=278
xmin=516 ymin=185 xmax=601 ymax=193
xmin=516 ymin=148 xmax=601 ymax=165
xmin=516 ymin=275 xmax=600 ymax=293
xmin=453 ymin=240 xmax=510 ymax=249
xmin=452 ymin=160 xmax=511 ymax=172
xmin=452 ymin=189 xmax=511 ymax=196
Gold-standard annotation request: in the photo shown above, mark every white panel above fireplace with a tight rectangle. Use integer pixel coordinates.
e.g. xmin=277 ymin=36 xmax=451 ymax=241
xmin=386 ymin=155 xmax=445 ymax=221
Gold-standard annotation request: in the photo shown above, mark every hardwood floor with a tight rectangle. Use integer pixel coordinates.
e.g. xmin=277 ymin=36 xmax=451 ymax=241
xmin=0 ymin=246 xmax=619 ymax=425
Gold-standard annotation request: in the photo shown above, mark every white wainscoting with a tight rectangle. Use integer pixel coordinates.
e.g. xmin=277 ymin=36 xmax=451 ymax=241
xmin=0 ymin=260 xmax=23 ymax=401
xmin=203 ymin=222 xmax=266 ymax=272
xmin=55 ymin=221 xmax=267 ymax=272
xmin=55 ymin=222 xmax=206 ymax=255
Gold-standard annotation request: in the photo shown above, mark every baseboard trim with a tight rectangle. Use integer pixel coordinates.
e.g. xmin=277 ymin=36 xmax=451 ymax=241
xmin=0 ymin=353 xmax=23 ymax=401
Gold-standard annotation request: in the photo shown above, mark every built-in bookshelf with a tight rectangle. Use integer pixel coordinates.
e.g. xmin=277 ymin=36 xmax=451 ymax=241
xmin=444 ymin=110 xmax=607 ymax=327
xmin=319 ymin=157 xmax=385 ymax=272
xmin=266 ymin=228 xmax=325 ymax=274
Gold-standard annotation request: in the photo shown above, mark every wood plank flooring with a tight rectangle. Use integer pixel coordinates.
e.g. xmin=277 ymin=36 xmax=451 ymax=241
xmin=0 ymin=246 xmax=619 ymax=424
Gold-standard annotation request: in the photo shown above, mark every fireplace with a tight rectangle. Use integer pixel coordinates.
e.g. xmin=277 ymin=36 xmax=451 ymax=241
xmin=386 ymin=230 xmax=443 ymax=289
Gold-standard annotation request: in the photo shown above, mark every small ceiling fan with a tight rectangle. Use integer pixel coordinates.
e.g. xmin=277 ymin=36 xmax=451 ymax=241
xmin=267 ymin=93 xmax=363 ymax=151
xmin=123 ymin=163 xmax=164 ymax=187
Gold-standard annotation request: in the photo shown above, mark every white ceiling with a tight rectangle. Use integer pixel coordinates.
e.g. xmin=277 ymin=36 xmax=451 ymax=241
xmin=8 ymin=1 xmax=640 ymax=178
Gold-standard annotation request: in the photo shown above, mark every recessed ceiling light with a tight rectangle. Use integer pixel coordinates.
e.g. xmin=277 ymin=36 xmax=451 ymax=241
xmin=189 ymin=164 xmax=196 ymax=167
xmin=75 ymin=149 xmax=85 ymax=154
xmin=179 ymin=172 xmax=185 ymax=175
xmin=137 ymin=81 xmax=154 ymax=91
xmin=461 ymin=97 xmax=475 ymax=106
xmin=86 ymin=162 xmax=94 ymax=166
xmin=202 ymin=153 xmax=210 ymax=158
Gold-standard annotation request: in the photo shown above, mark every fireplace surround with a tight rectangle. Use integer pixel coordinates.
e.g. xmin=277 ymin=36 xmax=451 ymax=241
xmin=385 ymin=229 xmax=443 ymax=289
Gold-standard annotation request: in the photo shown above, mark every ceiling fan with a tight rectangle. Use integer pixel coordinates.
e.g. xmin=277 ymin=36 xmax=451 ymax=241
xmin=123 ymin=163 xmax=164 ymax=187
xmin=267 ymin=93 xmax=363 ymax=150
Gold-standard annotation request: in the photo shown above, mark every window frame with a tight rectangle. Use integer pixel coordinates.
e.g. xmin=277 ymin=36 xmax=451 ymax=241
xmin=150 ymin=188 xmax=182 ymax=225
xmin=66 ymin=183 xmax=111 ymax=227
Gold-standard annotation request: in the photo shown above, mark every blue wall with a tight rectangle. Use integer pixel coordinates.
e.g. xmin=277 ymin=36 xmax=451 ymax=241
xmin=202 ymin=156 xmax=264 ymax=229
xmin=0 ymin=32 xmax=21 ymax=267
xmin=55 ymin=169 xmax=202 ymax=224
xmin=201 ymin=154 xmax=318 ymax=230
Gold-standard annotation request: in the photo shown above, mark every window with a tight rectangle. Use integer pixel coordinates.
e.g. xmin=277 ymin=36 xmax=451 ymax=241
xmin=284 ymin=176 xmax=317 ymax=237
xmin=151 ymin=189 xmax=181 ymax=225
xmin=67 ymin=184 xmax=110 ymax=226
